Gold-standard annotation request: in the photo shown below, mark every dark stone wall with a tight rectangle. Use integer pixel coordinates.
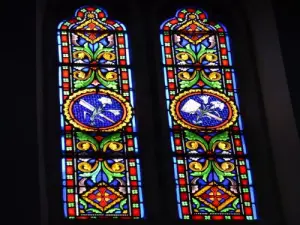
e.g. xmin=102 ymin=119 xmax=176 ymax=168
xmin=272 ymin=0 xmax=300 ymax=138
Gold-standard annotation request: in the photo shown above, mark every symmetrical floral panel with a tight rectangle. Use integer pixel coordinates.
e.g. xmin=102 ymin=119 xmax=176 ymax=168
xmin=57 ymin=6 xmax=144 ymax=219
xmin=160 ymin=8 xmax=257 ymax=220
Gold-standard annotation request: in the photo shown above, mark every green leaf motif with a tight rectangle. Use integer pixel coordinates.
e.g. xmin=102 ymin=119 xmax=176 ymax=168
xmin=86 ymin=208 xmax=102 ymax=213
xmin=220 ymin=207 xmax=235 ymax=212
xmin=102 ymin=161 xmax=125 ymax=183
xmin=94 ymin=43 xmax=114 ymax=59
xmin=192 ymin=197 xmax=200 ymax=209
xmin=199 ymin=71 xmax=221 ymax=89
xmin=206 ymin=49 xmax=217 ymax=54
xmin=76 ymin=131 xmax=99 ymax=150
xmin=196 ymin=44 xmax=216 ymax=60
xmin=99 ymin=133 xmax=122 ymax=149
xmin=212 ymin=162 xmax=225 ymax=182
xmin=106 ymin=208 xmax=121 ymax=213
xmin=102 ymin=162 xmax=114 ymax=183
xmin=198 ymin=207 xmax=215 ymax=212
xmin=73 ymin=46 xmax=84 ymax=51
xmin=96 ymin=72 xmax=118 ymax=90
xmin=111 ymin=172 xmax=125 ymax=178
xmin=175 ymin=48 xmax=187 ymax=52
xmin=186 ymin=44 xmax=192 ymax=51
xmin=79 ymin=163 xmax=102 ymax=183
xmin=79 ymin=199 xmax=88 ymax=209
xmin=94 ymin=43 xmax=104 ymax=59
xmin=208 ymin=131 xmax=229 ymax=150
xmin=190 ymin=171 xmax=204 ymax=177
xmin=190 ymin=162 xmax=211 ymax=182
xmin=120 ymin=198 xmax=127 ymax=210
xmin=202 ymin=162 xmax=212 ymax=182
xmin=196 ymin=44 xmax=207 ymax=60
xmin=74 ymin=71 xmax=95 ymax=89
xmin=223 ymin=172 xmax=235 ymax=177
xmin=91 ymin=163 xmax=102 ymax=183
xmin=232 ymin=198 xmax=239 ymax=209
xmin=83 ymin=43 xmax=93 ymax=58
xmin=176 ymin=45 xmax=197 ymax=60
xmin=180 ymin=71 xmax=200 ymax=89
xmin=102 ymin=48 xmax=114 ymax=52
xmin=184 ymin=130 xmax=209 ymax=151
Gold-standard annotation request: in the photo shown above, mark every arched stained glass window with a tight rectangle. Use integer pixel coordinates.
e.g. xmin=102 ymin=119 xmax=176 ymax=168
xmin=160 ymin=8 xmax=257 ymax=220
xmin=57 ymin=6 xmax=144 ymax=219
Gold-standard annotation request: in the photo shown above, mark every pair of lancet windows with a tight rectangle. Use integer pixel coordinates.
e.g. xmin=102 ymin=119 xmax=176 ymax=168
xmin=57 ymin=6 xmax=257 ymax=220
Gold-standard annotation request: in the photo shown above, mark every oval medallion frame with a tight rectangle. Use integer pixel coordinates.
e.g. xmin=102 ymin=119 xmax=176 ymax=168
xmin=170 ymin=89 xmax=238 ymax=131
xmin=64 ymin=89 xmax=132 ymax=132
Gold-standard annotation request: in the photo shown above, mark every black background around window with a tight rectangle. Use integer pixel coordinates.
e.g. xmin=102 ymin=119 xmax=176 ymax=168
xmin=28 ymin=0 xmax=300 ymax=224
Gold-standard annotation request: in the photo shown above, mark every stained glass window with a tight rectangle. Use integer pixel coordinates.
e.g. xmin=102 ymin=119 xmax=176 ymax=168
xmin=160 ymin=8 xmax=257 ymax=220
xmin=57 ymin=6 xmax=144 ymax=219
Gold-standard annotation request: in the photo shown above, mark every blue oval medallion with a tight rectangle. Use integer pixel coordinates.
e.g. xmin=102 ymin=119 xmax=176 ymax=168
xmin=72 ymin=93 xmax=125 ymax=129
xmin=171 ymin=90 xmax=238 ymax=130
xmin=179 ymin=94 xmax=230 ymax=127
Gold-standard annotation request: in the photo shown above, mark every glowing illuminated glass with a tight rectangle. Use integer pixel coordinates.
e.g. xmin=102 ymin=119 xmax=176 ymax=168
xmin=57 ymin=6 xmax=144 ymax=219
xmin=160 ymin=8 xmax=257 ymax=220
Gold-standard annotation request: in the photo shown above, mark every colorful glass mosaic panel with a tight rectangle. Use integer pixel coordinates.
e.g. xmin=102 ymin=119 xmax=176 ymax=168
xmin=58 ymin=6 xmax=144 ymax=219
xmin=160 ymin=8 xmax=257 ymax=220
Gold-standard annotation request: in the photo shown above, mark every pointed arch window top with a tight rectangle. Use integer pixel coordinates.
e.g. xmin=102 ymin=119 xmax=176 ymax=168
xmin=160 ymin=8 xmax=227 ymax=33
xmin=58 ymin=6 xmax=126 ymax=31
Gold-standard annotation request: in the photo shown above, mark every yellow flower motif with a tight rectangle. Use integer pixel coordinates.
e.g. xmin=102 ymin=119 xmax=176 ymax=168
xmin=87 ymin=13 xmax=95 ymax=18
